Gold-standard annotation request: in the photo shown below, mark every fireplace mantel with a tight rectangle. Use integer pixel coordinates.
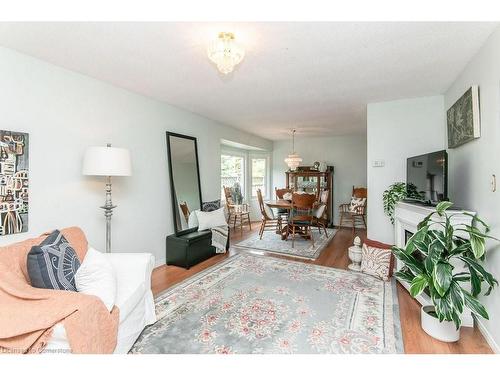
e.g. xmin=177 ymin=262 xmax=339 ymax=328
xmin=394 ymin=201 xmax=475 ymax=327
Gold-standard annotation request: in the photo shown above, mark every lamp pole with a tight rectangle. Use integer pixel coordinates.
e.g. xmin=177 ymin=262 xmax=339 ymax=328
xmin=100 ymin=174 xmax=116 ymax=253
xmin=100 ymin=144 xmax=116 ymax=253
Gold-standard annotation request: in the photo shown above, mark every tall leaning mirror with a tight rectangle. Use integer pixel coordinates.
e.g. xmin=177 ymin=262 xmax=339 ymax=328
xmin=166 ymin=132 xmax=202 ymax=234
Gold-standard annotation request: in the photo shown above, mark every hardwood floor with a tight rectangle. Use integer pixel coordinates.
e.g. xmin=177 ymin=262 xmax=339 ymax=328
xmin=152 ymin=224 xmax=493 ymax=354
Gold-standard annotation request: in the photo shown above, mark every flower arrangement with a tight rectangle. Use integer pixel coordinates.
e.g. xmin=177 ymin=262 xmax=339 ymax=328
xmin=231 ymin=182 xmax=244 ymax=205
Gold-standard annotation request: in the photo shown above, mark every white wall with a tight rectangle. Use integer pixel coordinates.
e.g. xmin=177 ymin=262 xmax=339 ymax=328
xmin=0 ymin=47 xmax=272 ymax=265
xmin=366 ymin=96 xmax=446 ymax=243
xmin=272 ymin=135 xmax=367 ymax=226
xmin=444 ymin=27 xmax=500 ymax=351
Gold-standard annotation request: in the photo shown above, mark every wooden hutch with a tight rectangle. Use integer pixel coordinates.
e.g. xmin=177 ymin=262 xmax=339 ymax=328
xmin=285 ymin=166 xmax=334 ymax=227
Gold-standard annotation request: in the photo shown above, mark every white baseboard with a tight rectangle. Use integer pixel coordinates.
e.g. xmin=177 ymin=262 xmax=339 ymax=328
xmin=475 ymin=317 xmax=500 ymax=353
xmin=155 ymin=257 xmax=166 ymax=267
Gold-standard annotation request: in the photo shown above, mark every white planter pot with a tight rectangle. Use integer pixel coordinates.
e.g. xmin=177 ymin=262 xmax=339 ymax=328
xmin=421 ymin=305 xmax=460 ymax=342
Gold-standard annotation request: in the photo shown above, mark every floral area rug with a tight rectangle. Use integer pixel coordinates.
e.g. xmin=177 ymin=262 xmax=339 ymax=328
xmin=231 ymin=228 xmax=337 ymax=260
xmin=130 ymin=254 xmax=403 ymax=354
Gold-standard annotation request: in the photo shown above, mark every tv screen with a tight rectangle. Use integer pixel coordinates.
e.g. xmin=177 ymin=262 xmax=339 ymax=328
xmin=406 ymin=150 xmax=448 ymax=204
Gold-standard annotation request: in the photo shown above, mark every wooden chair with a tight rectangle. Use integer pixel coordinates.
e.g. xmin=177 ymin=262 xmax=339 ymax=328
xmin=223 ymin=185 xmax=251 ymax=235
xmin=257 ymin=189 xmax=282 ymax=239
xmin=179 ymin=201 xmax=190 ymax=225
xmin=275 ymin=187 xmax=293 ymax=199
xmin=275 ymin=187 xmax=293 ymax=220
xmin=312 ymin=204 xmax=328 ymax=237
xmin=289 ymin=193 xmax=317 ymax=248
xmin=339 ymin=186 xmax=367 ymax=234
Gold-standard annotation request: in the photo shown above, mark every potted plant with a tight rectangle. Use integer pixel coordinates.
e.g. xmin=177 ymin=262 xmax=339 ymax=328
xmin=231 ymin=182 xmax=244 ymax=212
xmin=392 ymin=201 xmax=498 ymax=342
xmin=383 ymin=182 xmax=424 ymax=224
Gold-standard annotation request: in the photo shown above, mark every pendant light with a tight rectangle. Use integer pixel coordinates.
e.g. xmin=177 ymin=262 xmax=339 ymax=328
xmin=284 ymin=129 xmax=302 ymax=170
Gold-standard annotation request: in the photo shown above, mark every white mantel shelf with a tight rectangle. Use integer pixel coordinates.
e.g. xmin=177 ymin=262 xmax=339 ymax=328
xmin=394 ymin=201 xmax=475 ymax=327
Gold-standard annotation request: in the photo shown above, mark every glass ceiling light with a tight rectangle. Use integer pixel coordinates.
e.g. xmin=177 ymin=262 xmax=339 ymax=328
xmin=207 ymin=32 xmax=245 ymax=75
xmin=284 ymin=129 xmax=302 ymax=171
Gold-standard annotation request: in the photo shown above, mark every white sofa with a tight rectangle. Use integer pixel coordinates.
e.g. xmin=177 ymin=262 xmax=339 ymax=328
xmin=42 ymin=252 xmax=157 ymax=354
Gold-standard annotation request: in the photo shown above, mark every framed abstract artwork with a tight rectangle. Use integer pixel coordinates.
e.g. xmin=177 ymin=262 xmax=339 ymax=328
xmin=0 ymin=130 xmax=29 ymax=236
xmin=446 ymin=85 xmax=481 ymax=148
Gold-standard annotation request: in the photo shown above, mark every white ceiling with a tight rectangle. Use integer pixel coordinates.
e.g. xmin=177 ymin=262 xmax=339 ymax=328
xmin=0 ymin=22 xmax=497 ymax=140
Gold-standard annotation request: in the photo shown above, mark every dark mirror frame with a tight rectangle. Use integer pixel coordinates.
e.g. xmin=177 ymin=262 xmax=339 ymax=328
xmin=166 ymin=131 xmax=203 ymax=235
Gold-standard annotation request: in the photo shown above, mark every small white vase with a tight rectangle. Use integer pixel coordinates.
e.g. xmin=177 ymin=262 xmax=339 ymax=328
xmin=421 ymin=305 xmax=460 ymax=342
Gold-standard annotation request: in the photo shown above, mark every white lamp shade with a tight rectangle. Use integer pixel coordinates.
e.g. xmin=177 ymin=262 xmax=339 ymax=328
xmin=82 ymin=146 xmax=132 ymax=176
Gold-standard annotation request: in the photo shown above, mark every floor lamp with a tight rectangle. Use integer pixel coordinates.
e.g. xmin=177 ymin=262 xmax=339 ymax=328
xmin=82 ymin=144 xmax=132 ymax=253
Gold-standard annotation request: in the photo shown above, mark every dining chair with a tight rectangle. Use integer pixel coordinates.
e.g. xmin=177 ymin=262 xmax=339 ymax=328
xmin=339 ymin=186 xmax=367 ymax=234
xmin=257 ymin=189 xmax=282 ymax=239
xmin=179 ymin=201 xmax=190 ymax=225
xmin=289 ymin=192 xmax=317 ymax=248
xmin=275 ymin=187 xmax=293 ymax=220
xmin=312 ymin=203 xmax=328 ymax=237
xmin=223 ymin=185 xmax=251 ymax=235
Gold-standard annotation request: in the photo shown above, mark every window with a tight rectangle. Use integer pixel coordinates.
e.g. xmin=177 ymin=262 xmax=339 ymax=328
xmin=220 ymin=154 xmax=245 ymax=200
xmin=251 ymin=157 xmax=267 ymax=197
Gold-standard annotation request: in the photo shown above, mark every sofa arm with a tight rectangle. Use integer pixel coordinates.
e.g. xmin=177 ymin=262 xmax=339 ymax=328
xmin=103 ymin=252 xmax=155 ymax=290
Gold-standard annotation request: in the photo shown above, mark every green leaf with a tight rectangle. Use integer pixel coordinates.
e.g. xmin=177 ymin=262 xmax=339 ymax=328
xmin=424 ymin=239 xmax=445 ymax=274
xmin=469 ymin=233 xmax=486 ymax=259
xmin=448 ymin=281 xmax=465 ymax=315
xmin=392 ymin=247 xmax=424 ymax=275
xmin=450 ymin=311 xmax=462 ymax=330
xmin=394 ymin=270 xmax=415 ymax=284
xmin=405 ymin=226 xmax=428 ymax=254
xmin=410 ymin=275 xmax=428 ymax=297
xmin=463 ymin=291 xmax=489 ymax=320
xmin=453 ymin=274 xmax=471 ymax=282
xmin=436 ymin=201 xmax=453 ymax=215
xmin=463 ymin=212 xmax=490 ymax=233
xmin=449 ymin=241 xmax=471 ymax=256
xmin=469 ymin=267 xmax=482 ymax=297
xmin=433 ymin=292 xmax=454 ymax=322
xmin=418 ymin=212 xmax=434 ymax=230
xmin=433 ymin=261 xmax=453 ymax=297
xmin=460 ymin=256 xmax=498 ymax=290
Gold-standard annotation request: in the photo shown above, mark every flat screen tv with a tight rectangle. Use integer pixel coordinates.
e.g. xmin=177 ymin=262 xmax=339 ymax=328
xmin=406 ymin=150 xmax=448 ymax=204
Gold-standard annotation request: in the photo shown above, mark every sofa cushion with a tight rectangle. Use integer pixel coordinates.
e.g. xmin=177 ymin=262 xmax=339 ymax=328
xmin=196 ymin=207 xmax=227 ymax=231
xmin=202 ymin=199 xmax=221 ymax=212
xmin=27 ymin=230 xmax=81 ymax=291
xmin=360 ymin=238 xmax=395 ymax=281
xmin=116 ymin=280 xmax=146 ymax=324
xmin=75 ymin=247 xmax=117 ymax=312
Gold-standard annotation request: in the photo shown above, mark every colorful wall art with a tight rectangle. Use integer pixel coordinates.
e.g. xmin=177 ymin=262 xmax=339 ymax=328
xmin=0 ymin=130 xmax=29 ymax=235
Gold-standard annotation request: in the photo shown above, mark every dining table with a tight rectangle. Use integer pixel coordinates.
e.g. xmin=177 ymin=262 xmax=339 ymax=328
xmin=265 ymin=199 xmax=312 ymax=240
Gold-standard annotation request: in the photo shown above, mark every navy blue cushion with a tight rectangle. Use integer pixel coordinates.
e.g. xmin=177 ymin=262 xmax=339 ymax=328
xmin=291 ymin=220 xmax=312 ymax=225
xmin=27 ymin=230 xmax=81 ymax=291
xmin=202 ymin=199 xmax=221 ymax=212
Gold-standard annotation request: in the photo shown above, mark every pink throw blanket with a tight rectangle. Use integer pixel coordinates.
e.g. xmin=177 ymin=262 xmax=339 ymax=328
xmin=0 ymin=227 xmax=119 ymax=354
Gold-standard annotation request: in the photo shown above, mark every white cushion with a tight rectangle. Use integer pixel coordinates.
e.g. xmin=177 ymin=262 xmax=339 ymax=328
xmin=75 ymin=247 xmax=117 ymax=312
xmin=115 ymin=280 xmax=146 ymax=324
xmin=196 ymin=207 xmax=227 ymax=231
xmin=313 ymin=204 xmax=327 ymax=218
xmin=264 ymin=204 xmax=275 ymax=219
xmin=349 ymin=197 xmax=366 ymax=212
xmin=188 ymin=210 xmax=199 ymax=228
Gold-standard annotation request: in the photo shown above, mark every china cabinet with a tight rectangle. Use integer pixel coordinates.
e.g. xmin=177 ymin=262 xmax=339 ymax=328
xmin=285 ymin=166 xmax=334 ymax=226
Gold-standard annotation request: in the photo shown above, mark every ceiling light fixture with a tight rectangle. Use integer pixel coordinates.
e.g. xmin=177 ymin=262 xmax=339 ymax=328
xmin=284 ymin=129 xmax=302 ymax=171
xmin=207 ymin=32 xmax=245 ymax=75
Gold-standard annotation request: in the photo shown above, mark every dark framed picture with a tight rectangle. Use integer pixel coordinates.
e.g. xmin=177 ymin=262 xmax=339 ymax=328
xmin=447 ymin=85 xmax=481 ymax=148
